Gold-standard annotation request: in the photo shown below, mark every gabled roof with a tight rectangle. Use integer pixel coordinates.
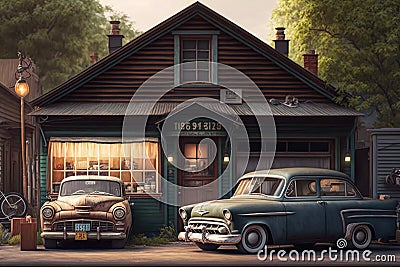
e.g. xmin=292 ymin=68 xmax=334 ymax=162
xmin=31 ymin=1 xmax=337 ymax=107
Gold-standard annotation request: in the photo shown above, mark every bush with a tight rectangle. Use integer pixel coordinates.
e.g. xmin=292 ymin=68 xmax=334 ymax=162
xmin=0 ymin=224 xmax=10 ymax=245
xmin=8 ymin=235 xmax=21 ymax=246
xmin=128 ymin=224 xmax=178 ymax=246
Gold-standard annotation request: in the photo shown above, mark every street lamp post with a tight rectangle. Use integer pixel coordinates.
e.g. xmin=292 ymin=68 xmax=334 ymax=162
xmin=14 ymin=52 xmax=31 ymax=202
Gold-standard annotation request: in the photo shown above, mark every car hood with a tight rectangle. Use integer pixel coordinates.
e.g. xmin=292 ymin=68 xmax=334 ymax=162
xmin=53 ymin=195 xmax=124 ymax=212
xmin=190 ymin=196 xmax=284 ymax=218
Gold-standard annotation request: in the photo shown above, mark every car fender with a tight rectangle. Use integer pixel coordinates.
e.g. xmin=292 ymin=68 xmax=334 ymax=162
xmin=344 ymin=222 xmax=375 ymax=240
xmin=241 ymin=221 xmax=276 ymax=244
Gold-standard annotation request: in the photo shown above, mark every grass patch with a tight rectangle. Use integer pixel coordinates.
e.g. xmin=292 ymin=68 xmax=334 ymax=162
xmin=128 ymin=225 xmax=178 ymax=246
xmin=8 ymin=235 xmax=21 ymax=246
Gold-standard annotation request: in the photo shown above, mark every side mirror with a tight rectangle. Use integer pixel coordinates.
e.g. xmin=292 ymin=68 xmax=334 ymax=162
xmin=46 ymin=193 xmax=54 ymax=201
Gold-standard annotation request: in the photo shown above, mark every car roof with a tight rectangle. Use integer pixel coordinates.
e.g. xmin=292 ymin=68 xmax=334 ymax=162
xmin=241 ymin=167 xmax=350 ymax=181
xmin=61 ymin=175 xmax=122 ymax=183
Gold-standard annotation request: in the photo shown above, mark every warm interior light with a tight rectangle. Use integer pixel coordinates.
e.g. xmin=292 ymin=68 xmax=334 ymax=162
xmin=15 ymin=77 xmax=30 ymax=97
xmin=344 ymin=152 xmax=351 ymax=162
xmin=223 ymin=154 xmax=230 ymax=163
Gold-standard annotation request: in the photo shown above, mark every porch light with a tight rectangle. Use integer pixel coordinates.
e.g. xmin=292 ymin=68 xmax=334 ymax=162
xmin=167 ymin=155 xmax=174 ymax=162
xmin=223 ymin=153 xmax=230 ymax=163
xmin=344 ymin=152 xmax=351 ymax=162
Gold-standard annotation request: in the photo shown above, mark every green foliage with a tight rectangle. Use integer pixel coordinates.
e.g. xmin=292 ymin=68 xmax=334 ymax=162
xmin=159 ymin=224 xmax=178 ymax=242
xmin=37 ymin=231 xmax=43 ymax=245
xmin=0 ymin=0 xmax=141 ymax=92
xmin=0 ymin=224 xmax=10 ymax=244
xmin=272 ymin=0 xmax=400 ymax=127
xmin=8 ymin=235 xmax=21 ymax=246
xmin=128 ymin=224 xmax=178 ymax=246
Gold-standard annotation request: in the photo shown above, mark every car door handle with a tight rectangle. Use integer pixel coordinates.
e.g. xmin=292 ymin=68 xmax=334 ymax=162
xmin=317 ymin=200 xmax=326 ymax=205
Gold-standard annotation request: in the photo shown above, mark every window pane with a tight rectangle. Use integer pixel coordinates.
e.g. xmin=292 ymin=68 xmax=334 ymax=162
xmin=182 ymin=40 xmax=196 ymax=49
xmin=198 ymin=40 xmax=209 ymax=50
xmin=321 ymin=179 xmax=346 ymax=197
xmin=183 ymin=51 xmax=196 ymax=60
xmin=198 ymin=70 xmax=209 ymax=81
xmin=198 ymin=51 xmax=209 ymax=60
xmin=185 ymin=144 xmax=197 ymax=158
xmin=310 ymin=142 xmax=329 ymax=152
xmin=295 ymin=180 xmax=317 ymax=197
xmin=182 ymin=70 xmax=196 ymax=82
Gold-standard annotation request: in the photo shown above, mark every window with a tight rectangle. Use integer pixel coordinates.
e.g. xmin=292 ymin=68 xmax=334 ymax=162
xmin=233 ymin=177 xmax=284 ymax=197
xmin=320 ymin=179 xmax=357 ymax=197
xmin=183 ymin=142 xmax=214 ymax=176
xmin=181 ymin=39 xmax=210 ymax=82
xmin=49 ymin=138 xmax=159 ymax=195
xmin=286 ymin=179 xmax=317 ymax=197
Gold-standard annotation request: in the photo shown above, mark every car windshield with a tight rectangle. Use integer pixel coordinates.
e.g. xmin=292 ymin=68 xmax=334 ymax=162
xmin=60 ymin=180 xmax=122 ymax=197
xmin=233 ymin=176 xmax=284 ymax=197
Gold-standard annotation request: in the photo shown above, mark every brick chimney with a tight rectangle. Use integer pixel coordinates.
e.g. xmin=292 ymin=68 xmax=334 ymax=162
xmin=273 ymin=27 xmax=289 ymax=56
xmin=90 ymin=52 xmax=98 ymax=65
xmin=107 ymin=21 xmax=124 ymax=54
xmin=303 ymin=49 xmax=318 ymax=76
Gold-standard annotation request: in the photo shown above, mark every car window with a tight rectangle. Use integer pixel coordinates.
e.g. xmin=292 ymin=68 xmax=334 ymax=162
xmin=320 ymin=179 xmax=356 ymax=197
xmin=233 ymin=177 xmax=284 ymax=197
xmin=285 ymin=179 xmax=317 ymax=197
xmin=60 ymin=180 xmax=122 ymax=197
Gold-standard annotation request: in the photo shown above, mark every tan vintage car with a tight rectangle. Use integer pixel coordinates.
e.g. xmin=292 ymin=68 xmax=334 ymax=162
xmin=40 ymin=176 xmax=132 ymax=249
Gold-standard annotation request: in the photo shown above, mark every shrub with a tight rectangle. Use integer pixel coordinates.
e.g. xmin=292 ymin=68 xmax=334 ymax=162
xmin=0 ymin=224 xmax=10 ymax=245
xmin=8 ymin=235 xmax=21 ymax=246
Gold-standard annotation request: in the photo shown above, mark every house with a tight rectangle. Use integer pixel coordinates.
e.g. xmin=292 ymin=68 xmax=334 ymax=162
xmin=0 ymin=58 xmax=41 ymax=207
xmin=30 ymin=2 xmax=361 ymax=233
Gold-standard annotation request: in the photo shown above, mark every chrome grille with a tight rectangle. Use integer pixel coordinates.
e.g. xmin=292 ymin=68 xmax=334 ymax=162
xmin=53 ymin=220 xmax=114 ymax=232
xmin=188 ymin=217 xmax=230 ymax=235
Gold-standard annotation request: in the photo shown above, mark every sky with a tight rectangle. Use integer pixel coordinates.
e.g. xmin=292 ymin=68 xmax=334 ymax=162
xmin=99 ymin=0 xmax=279 ymax=43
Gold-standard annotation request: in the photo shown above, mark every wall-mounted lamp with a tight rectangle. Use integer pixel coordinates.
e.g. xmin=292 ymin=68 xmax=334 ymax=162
xmin=223 ymin=154 xmax=230 ymax=163
xmin=167 ymin=155 xmax=174 ymax=163
xmin=344 ymin=152 xmax=351 ymax=162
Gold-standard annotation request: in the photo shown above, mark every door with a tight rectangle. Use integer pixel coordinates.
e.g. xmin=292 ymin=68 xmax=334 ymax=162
xmin=284 ymin=178 xmax=326 ymax=242
xmin=178 ymin=137 xmax=219 ymax=205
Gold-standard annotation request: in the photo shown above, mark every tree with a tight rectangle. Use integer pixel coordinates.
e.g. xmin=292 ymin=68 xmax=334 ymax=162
xmin=0 ymin=0 xmax=140 ymax=92
xmin=272 ymin=0 xmax=400 ymax=127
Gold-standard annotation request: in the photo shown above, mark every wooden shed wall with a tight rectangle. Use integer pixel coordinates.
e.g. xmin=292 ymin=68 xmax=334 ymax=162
xmin=61 ymin=15 xmax=330 ymax=103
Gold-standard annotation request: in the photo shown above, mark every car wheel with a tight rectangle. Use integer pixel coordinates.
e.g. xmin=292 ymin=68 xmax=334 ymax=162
xmin=43 ymin=239 xmax=58 ymax=249
xmin=111 ymin=239 xmax=127 ymax=249
xmin=350 ymin=225 xmax=372 ymax=250
xmin=237 ymin=225 xmax=268 ymax=254
xmin=194 ymin=242 xmax=220 ymax=251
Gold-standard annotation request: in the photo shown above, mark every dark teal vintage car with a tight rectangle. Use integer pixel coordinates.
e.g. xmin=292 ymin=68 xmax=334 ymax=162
xmin=178 ymin=168 xmax=399 ymax=253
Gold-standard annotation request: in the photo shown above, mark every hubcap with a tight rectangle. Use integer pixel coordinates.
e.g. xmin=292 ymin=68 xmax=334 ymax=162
xmin=355 ymin=230 xmax=366 ymax=243
xmin=247 ymin=231 xmax=260 ymax=246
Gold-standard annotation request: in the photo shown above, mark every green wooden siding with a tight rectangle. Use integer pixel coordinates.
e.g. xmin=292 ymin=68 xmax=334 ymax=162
xmin=130 ymin=198 xmax=166 ymax=234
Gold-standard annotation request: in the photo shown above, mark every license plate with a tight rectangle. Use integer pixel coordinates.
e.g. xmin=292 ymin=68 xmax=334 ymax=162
xmin=75 ymin=232 xmax=87 ymax=241
xmin=75 ymin=223 xmax=90 ymax=232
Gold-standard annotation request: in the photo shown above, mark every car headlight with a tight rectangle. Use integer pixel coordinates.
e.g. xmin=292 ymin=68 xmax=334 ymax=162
xmin=179 ymin=208 xmax=188 ymax=221
xmin=223 ymin=209 xmax=232 ymax=221
xmin=42 ymin=207 xmax=54 ymax=219
xmin=113 ymin=207 xmax=126 ymax=220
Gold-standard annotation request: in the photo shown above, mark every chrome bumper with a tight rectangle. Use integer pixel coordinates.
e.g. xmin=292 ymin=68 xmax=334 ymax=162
xmin=41 ymin=231 xmax=126 ymax=240
xmin=178 ymin=227 xmax=241 ymax=245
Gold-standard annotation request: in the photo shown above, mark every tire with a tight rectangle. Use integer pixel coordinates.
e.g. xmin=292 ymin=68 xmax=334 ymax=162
xmin=43 ymin=239 xmax=58 ymax=249
xmin=111 ymin=239 xmax=127 ymax=249
xmin=236 ymin=225 xmax=268 ymax=254
xmin=1 ymin=193 xmax=27 ymax=218
xmin=194 ymin=242 xmax=220 ymax=251
xmin=350 ymin=225 xmax=372 ymax=250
